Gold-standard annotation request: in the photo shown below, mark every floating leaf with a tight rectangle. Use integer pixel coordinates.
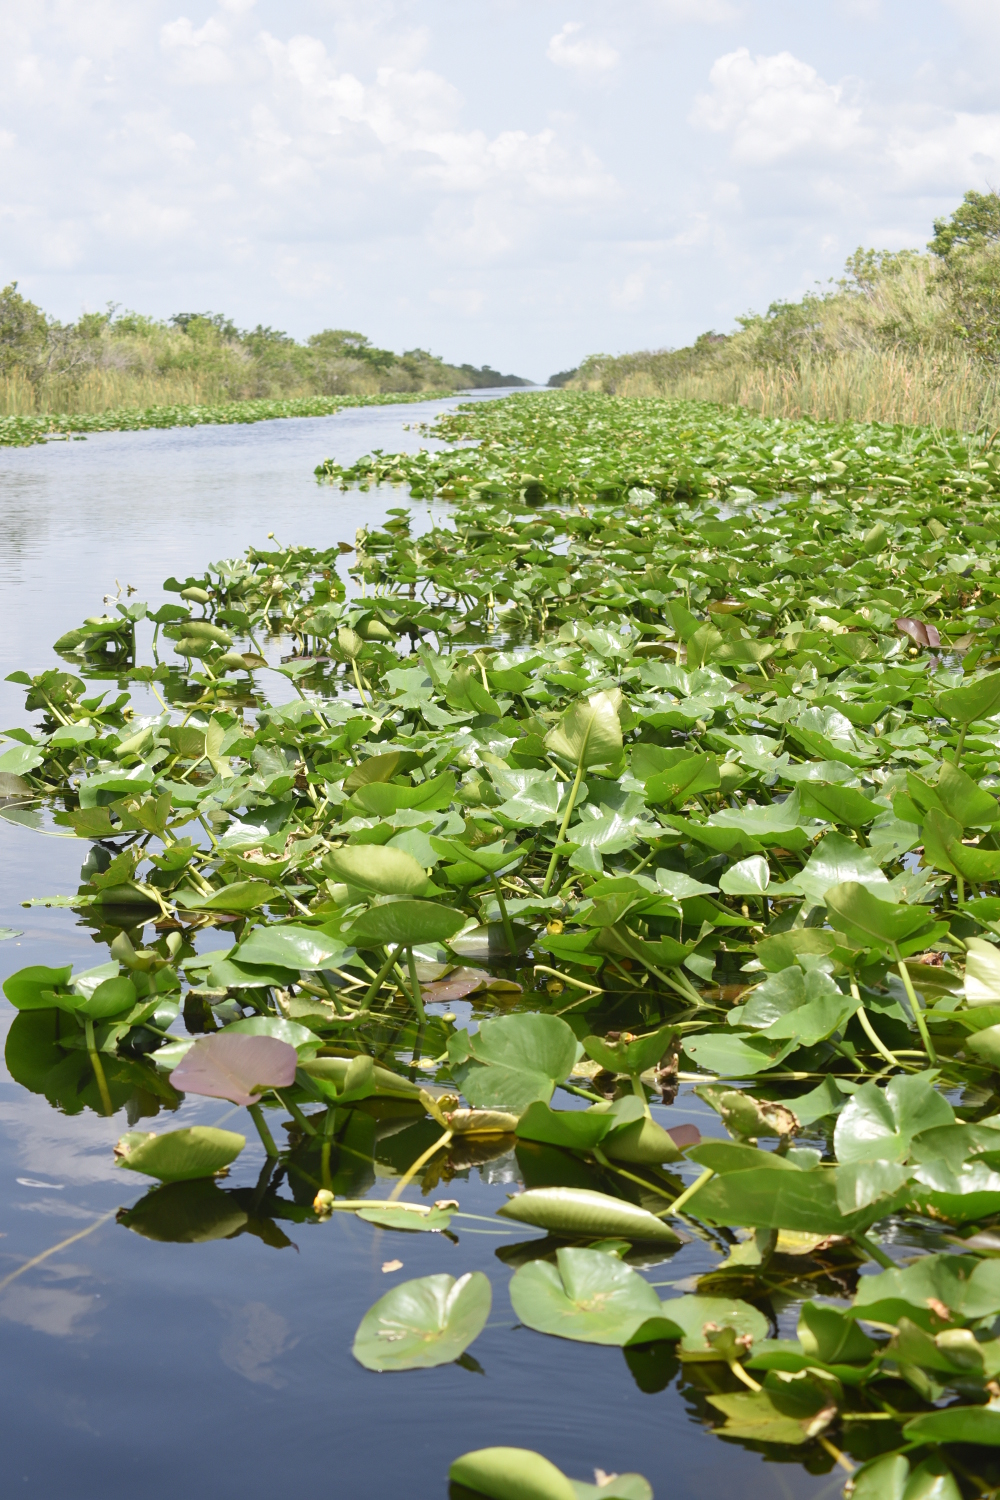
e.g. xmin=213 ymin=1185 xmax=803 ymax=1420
xmin=509 ymin=1247 xmax=666 ymax=1346
xmin=169 ymin=1032 xmax=297 ymax=1106
xmin=351 ymin=1271 xmax=491 ymax=1371
xmin=448 ymin=1449 xmax=577 ymax=1500
xmin=115 ymin=1126 xmax=245 ymax=1182
xmin=234 ymin=924 xmax=349 ymax=970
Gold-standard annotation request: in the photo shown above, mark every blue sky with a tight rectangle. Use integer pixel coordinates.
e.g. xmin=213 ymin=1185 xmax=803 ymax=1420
xmin=2 ymin=0 xmax=999 ymax=379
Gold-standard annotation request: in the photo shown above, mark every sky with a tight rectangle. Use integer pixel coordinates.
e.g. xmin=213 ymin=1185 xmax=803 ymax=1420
xmin=2 ymin=1 xmax=1000 ymax=381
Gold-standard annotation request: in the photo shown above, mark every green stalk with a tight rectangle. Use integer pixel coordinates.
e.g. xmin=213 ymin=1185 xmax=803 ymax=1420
xmin=656 ymin=1166 xmax=714 ymax=1218
xmin=542 ymin=761 xmax=585 ymax=895
xmin=360 ymin=947 xmax=398 ymax=1008
xmin=273 ymin=1089 xmax=316 ymax=1137
xmin=894 ymin=951 xmax=937 ymax=1064
xmin=387 ymin=1129 xmax=453 ymax=1202
xmin=491 ymin=874 xmax=518 ymax=956
xmin=849 ymin=967 xmax=907 ymax=1070
xmin=84 ymin=1018 xmax=113 ymax=1116
xmin=852 ymin=1232 xmax=895 ymax=1270
xmin=248 ymin=1102 xmax=279 ymax=1157
xmin=406 ymin=947 xmax=427 ymax=1024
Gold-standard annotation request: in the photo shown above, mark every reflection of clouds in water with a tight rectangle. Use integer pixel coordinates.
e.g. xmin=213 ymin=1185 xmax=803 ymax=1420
xmin=0 ymin=1284 xmax=95 ymax=1337
xmin=15 ymin=1197 xmax=105 ymax=1220
xmin=217 ymin=1301 xmax=297 ymax=1389
xmin=0 ymin=1097 xmax=124 ymax=1187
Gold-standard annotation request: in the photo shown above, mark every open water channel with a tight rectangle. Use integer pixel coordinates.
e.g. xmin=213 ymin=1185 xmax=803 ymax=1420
xmin=0 ymin=395 xmax=837 ymax=1499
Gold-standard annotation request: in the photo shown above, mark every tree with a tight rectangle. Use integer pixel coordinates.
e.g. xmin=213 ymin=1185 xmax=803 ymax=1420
xmin=929 ymin=190 xmax=1000 ymax=258
xmin=0 ymin=282 xmax=48 ymax=376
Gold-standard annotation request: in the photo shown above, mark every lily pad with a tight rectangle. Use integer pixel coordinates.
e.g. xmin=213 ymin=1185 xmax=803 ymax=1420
xmin=352 ymin=1270 xmax=491 ymax=1371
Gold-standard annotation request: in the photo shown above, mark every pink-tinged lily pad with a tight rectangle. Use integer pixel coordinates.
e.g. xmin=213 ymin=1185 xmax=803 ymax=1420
xmin=420 ymin=967 xmax=490 ymax=1003
xmin=895 ymin=617 xmax=941 ymax=650
xmin=169 ymin=1033 xmax=297 ymax=1106
xmin=666 ymin=1124 xmax=702 ymax=1151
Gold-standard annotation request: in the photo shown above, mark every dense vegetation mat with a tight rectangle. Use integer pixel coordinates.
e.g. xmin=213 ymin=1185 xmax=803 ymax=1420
xmin=7 ymin=390 xmax=1000 ymax=1494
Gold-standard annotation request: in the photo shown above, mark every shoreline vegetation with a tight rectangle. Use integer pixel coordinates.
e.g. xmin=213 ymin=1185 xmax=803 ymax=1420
xmin=0 ymin=283 xmax=530 ymax=446
xmin=0 ymin=390 xmax=459 ymax=450
xmin=562 ymin=191 xmax=1000 ymax=434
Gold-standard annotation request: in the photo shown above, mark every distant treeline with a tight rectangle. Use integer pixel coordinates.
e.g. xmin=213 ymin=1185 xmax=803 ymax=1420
xmin=568 ymin=191 xmax=1000 ymax=431
xmin=0 ymin=289 xmax=531 ymax=418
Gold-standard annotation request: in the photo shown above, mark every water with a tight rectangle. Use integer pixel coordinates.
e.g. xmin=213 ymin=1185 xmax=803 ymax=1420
xmin=0 ymin=398 xmax=836 ymax=1499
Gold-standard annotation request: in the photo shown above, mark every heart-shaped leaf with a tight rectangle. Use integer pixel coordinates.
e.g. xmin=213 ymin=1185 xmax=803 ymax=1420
xmin=234 ymin=924 xmax=349 ymax=970
xmin=346 ymin=899 xmax=466 ymax=947
xmin=545 ymin=690 xmax=623 ymax=770
xmin=510 ymin=1246 xmax=665 ymax=1345
xmin=169 ymin=1032 xmax=297 ymax=1106
xmin=351 ymin=1270 xmax=491 ymax=1370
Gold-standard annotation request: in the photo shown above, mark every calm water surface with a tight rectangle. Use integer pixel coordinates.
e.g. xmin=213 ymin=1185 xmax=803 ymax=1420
xmin=0 ymin=397 xmax=837 ymax=1499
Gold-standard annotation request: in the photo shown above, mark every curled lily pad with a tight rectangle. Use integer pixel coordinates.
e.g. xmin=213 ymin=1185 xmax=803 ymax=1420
xmin=321 ymin=844 xmax=436 ymax=896
xmin=449 ymin=1448 xmax=652 ymax=1500
xmin=497 ymin=1189 xmax=682 ymax=1246
xmin=169 ymin=1032 xmax=297 ymax=1106
xmin=449 ymin=1449 xmax=576 ymax=1500
xmin=114 ymin=1126 xmax=245 ymax=1182
xmin=352 ymin=1270 xmax=491 ymax=1371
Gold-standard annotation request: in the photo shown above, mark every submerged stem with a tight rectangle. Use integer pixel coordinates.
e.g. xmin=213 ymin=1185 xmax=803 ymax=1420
xmin=84 ymin=1018 xmax=113 ymax=1116
xmin=387 ymin=1129 xmax=453 ymax=1202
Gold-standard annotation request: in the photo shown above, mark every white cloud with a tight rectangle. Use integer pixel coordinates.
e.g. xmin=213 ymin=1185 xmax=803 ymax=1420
xmin=693 ymin=46 xmax=1000 ymax=200
xmin=547 ymin=23 xmax=619 ymax=75
xmin=160 ymin=16 xmax=233 ymax=84
xmin=693 ymin=48 xmax=867 ymax=164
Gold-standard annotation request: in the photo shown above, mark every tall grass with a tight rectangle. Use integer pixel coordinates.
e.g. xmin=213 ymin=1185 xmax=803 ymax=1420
xmin=574 ymin=253 xmax=1000 ymax=433
xmin=609 ymin=348 xmax=1000 ymax=431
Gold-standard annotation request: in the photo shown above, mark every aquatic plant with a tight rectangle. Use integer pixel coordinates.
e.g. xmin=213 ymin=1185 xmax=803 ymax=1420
xmin=10 ymin=390 xmax=1000 ymax=1492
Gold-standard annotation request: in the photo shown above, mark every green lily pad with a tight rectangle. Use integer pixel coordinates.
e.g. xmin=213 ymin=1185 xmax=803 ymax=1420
xmin=351 ymin=1270 xmax=491 ymax=1371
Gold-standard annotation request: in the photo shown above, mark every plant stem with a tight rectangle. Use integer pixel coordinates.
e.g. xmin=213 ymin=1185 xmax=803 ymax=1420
xmin=273 ymin=1089 xmax=316 ymax=1137
xmin=852 ymin=1232 xmax=895 ymax=1270
xmin=856 ymin=1003 xmax=906 ymax=1071
xmin=387 ymin=1129 xmax=453 ymax=1202
xmin=816 ymin=1437 xmax=854 ymax=1475
xmin=248 ymin=1102 xmax=279 ymax=1157
xmin=658 ymin=1166 xmax=714 ymax=1217
xmin=894 ymin=953 xmax=938 ymax=1064
xmin=542 ymin=761 xmax=585 ymax=895
xmin=361 ymin=947 xmax=398 ymax=1008
xmin=84 ymin=1018 xmax=113 ymax=1116
xmin=406 ymin=947 xmax=427 ymax=1024
xmin=491 ymin=874 xmax=518 ymax=956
